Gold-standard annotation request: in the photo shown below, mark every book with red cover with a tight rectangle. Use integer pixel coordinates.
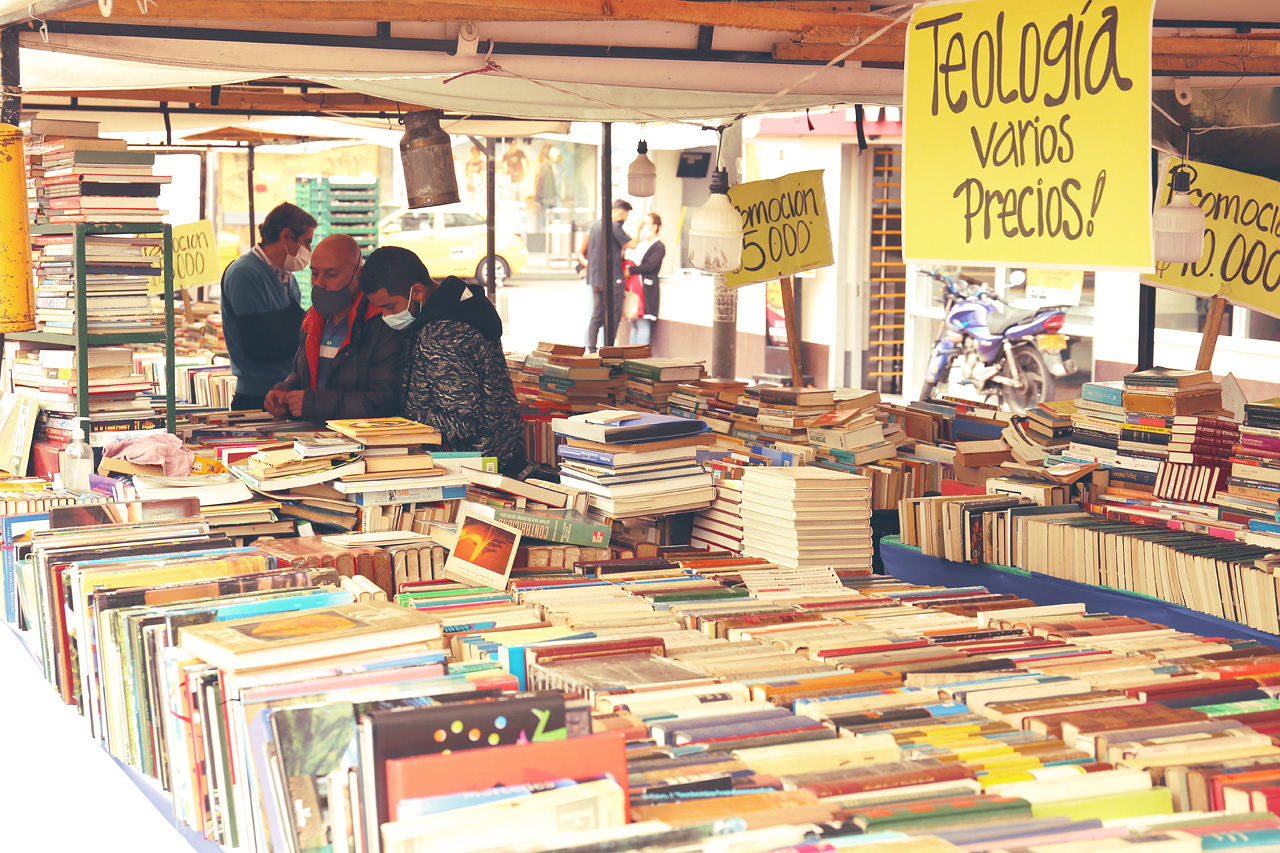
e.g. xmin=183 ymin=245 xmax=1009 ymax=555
xmin=362 ymin=691 xmax=582 ymax=832
xmin=382 ymin=730 xmax=629 ymax=822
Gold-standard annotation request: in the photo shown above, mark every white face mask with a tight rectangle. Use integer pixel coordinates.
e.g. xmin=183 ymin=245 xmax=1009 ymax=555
xmin=283 ymin=240 xmax=311 ymax=273
xmin=383 ymin=297 xmax=419 ymax=330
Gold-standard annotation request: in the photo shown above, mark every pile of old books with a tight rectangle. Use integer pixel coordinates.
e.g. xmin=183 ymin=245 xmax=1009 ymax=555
xmin=740 ymin=466 xmax=875 ymax=572
xmin=553 ymin=409 xmax=715 ymax=517
xmin=521 ymin=343 xmax=625 ymax=413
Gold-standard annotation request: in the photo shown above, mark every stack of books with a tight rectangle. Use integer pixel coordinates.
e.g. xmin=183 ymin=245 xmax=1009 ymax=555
xmin=1123 ymin=366 xmax=1222 ymax=417
xmin=327 ymin=418 xmax=468 ymax=531
xmin=619 ymin=356 xmax=703 ymax=413
xmin=523 ymin=344 xmax=625 ymax=413
xmin=1224 ymin=398 xmax=1280 ymax=514
xmin=807 ymin=389 xmax=900 ymax=468
xmin=31 ymin=231 xmax=166 ymax=334
xmin=666 ymin=377 xmax=748 ymax=435
xmin=30 ymin=121 xmax=168 ymax=224
xmin=553 ymin=410 xmax=715 ymax=517
xmin=740 ymin=466 xmax=874 ymax=572
xmin=21 ymin=118 xmax=155 ymax=225
xmin=18 ymin=347 xmax=162 ymax=445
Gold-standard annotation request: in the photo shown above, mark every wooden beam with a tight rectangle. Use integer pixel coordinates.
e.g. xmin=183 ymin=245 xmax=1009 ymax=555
xmin=38 ymin=87 xmax=409 ymax=111
xmin=1195 ymin=296 xmax=1227 ymax=372
xmin=779 ymin=276 xmax=805 ymax=388
xmin=773 ymin=41 xmax=903 ymax=63
xmin=56 ymin=0 xmax=896 ymax=34
xmin=57 ymin=2 xmax=579 ymax=22
xmin=1154 ymin=54 xmax=1280 ymax=74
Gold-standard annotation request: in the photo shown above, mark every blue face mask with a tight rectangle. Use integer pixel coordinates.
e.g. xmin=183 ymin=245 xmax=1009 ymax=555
xmin=383 ymin=297 xmax=419 ymax=330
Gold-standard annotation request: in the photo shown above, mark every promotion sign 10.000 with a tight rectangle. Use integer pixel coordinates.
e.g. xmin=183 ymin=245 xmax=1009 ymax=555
xmin=1144 ymin=159 xmax=1280 ymax=319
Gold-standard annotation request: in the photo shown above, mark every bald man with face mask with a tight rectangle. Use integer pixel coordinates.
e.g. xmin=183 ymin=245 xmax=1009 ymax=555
xmin=264 ymin=234 xmax=405 ymax=421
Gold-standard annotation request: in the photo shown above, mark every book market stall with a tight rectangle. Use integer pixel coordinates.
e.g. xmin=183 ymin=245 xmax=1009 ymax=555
xmin=12 ymin=2 xmax=1280 ymax=853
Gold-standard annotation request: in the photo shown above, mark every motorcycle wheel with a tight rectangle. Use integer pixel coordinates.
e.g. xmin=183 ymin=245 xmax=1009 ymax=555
xmin=1001 ymin=344 xmax=1056 ymax=413
xmin=919 ymin=380 xmax=938 ymax=401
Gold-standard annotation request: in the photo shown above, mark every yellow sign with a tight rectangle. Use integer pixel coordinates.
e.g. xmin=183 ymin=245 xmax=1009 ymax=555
xmin=1025 ymin=268 xmax=1083 ymax=306
xmin=724 ymin=170 xmax=833 ymax=289
xmin=903 ymin=0 xmax=1153 ymax=271
xmin=171 ymin=220 xmax=221 ymax=292
xmin=1143 ymin=159 xmax=1280 ymax=319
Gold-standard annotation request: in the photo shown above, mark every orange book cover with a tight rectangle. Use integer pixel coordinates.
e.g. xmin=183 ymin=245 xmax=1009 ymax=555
xmin=383 ymin=730 xmax=629 ymax=821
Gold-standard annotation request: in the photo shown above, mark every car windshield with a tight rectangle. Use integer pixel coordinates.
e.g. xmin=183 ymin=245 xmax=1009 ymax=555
xmin=395 ymin=211 xmax=434 ymax=231
xmin=443 ymin=212 xmax=485 ymax=228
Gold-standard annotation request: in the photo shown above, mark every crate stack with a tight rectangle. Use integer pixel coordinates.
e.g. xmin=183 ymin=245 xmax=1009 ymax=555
xmin=294 ymin=175 xmax=380 ymax=307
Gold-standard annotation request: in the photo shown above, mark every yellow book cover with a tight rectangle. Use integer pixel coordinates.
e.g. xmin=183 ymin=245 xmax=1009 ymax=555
xmin=1029 ymin=786 xmax=1174 ymax=821
xmin=178 ymin=600 xmax=442 ymax=670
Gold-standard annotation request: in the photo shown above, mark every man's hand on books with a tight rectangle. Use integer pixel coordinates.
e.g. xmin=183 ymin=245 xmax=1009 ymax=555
xmin=265 ymin=387 xmax=304 ymax=418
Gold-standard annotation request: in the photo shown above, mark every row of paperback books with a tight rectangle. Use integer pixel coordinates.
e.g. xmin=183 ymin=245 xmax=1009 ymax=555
xmin=12 ymin=494 xmax=1280 ymax=852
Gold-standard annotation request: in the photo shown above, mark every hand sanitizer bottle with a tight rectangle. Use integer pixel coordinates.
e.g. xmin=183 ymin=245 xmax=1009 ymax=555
xmin=60 ymin=417 xmax=93 ymax=491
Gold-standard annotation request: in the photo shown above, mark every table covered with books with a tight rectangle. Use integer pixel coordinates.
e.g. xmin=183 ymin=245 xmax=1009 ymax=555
xmin=879 ymin=535 xmax=1280 ymax=645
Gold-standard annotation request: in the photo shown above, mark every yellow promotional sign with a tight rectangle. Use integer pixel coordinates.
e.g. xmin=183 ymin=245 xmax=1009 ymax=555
xmin=724 ymin=170 xmax=833 ymax=289
xmin=1143 ymin=159 xmax=1280 ymax=319
xmin=171 ymin=220 xmax=221 ymax=292
xmin=1025 ymin=268 xmax=1083 ymax=306
xmin=903 ymin=0 xmax=1153 ymax=271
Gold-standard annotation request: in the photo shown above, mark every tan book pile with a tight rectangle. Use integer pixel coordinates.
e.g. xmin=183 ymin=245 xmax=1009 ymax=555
xmin=740 ymin=466 xmax=874 ymax=572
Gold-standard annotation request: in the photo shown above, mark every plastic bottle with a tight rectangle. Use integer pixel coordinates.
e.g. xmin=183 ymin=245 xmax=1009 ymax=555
xmin=60 ymin=417 xmax=93 ymax=491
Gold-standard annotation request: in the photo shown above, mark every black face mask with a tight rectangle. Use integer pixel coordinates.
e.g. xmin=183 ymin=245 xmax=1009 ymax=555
xmin=311 ymin=270 xmax=358 ymax=316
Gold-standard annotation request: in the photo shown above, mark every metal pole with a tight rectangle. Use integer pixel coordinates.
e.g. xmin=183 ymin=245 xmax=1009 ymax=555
xmin=0 ymin=26 xmax=20 ymax=127
xmin=1138 ymin=148 xmax=1158 ymax=371
xmin=247 ymin=143 xmax=256 ymax=244
xmin=711 ymin=122 xmax=743 ymax=380
xmin=486 ymin=136 xmax=497 ymax=302
xmin=601 ymin=122 xmax=615 ymax=348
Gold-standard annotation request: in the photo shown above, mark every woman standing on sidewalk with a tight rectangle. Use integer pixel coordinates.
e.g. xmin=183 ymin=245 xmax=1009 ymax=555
xmin=625 ymin=212 xmax=665 ymax=346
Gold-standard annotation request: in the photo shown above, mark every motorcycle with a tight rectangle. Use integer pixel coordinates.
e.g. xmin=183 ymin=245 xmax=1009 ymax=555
xmin=919 ymin=269 xmax=1077 ymax=413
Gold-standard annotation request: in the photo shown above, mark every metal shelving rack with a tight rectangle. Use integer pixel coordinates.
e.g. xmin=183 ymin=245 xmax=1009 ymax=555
xmin=8 ymin=222 xmax=176 ymax=431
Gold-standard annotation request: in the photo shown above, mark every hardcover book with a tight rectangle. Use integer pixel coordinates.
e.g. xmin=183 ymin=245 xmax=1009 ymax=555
xmin=177 ymin=600 xmax=443 ymax=670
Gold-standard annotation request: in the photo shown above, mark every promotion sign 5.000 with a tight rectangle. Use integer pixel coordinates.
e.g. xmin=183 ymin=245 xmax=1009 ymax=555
xmin=1144 ymin=159 xmax=1280 ymax=319
xmin=903 ymin=0 xmax=1153 ymax=272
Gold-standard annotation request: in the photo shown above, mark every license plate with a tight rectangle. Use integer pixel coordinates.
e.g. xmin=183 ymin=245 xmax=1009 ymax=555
xmin=1037 ymin=333 xmax=1067 ymax=353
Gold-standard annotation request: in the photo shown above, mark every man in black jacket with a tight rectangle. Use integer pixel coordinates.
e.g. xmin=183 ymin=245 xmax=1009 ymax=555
xmin=264 ymin=234 xmax=403 ymax=421
xmin=358 ymin=246 xmax=531 ymax=478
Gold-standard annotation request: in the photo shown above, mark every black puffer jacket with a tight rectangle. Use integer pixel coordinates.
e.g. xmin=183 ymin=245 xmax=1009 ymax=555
xmin=400 ymin=276 xmax=529 ymax=477
xmin=273 ymin=293 xmax=403 ymax=422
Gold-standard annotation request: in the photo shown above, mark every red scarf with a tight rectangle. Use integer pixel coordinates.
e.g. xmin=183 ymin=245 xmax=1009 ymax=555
xmin=302 ymin=294 xmax=382 ymax=390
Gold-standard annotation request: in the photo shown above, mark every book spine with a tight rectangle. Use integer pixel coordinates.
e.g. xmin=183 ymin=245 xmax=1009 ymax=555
xmin=555 ymin=444 xmax=616 ymax=466
xmin=1082 ymin=383 xmax=1125 ymax=406
xmin=620 ymin=362 xmax=663 ymax=382
xmin=490 ymin=509 xmax=610 ymax=548
xmin=351 ymin=485 xmax=468 ymax=506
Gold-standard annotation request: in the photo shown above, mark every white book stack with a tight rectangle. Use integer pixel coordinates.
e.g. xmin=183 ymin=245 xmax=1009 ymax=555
xmin=690 ymin=475 xmax=745 ymax=553
xmin=739 ymin=467 xmax=874 ymax=573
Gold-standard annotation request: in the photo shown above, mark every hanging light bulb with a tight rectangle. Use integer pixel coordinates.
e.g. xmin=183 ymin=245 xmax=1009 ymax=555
xmin=628 ymin=139 xmax=656 ymax=198
xmin=1153 ymin=163 xmax=1205 ymax=264
xmin=400 ymin=109 xmax=460 ymax=209
xmin=688 ymin=168 xmax=744 ymax=272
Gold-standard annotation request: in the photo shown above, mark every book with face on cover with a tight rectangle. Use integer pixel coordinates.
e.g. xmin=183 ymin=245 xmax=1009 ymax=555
xmin=178 ymin=600 xmax=443 ymax=671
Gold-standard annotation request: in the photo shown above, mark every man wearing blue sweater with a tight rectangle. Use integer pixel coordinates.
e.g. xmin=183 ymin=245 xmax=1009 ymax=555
xmin=220 ymin=202 xmax=317 ymax=410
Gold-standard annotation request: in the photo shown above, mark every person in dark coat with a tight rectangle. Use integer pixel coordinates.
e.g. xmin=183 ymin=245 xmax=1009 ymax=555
xmin=577 ymin=199 xmax=633 ymax=353
xmin=265 ymin=234 xmax=403 ymax=421
xmin=358 ymin=245 xmax=531 ymax=478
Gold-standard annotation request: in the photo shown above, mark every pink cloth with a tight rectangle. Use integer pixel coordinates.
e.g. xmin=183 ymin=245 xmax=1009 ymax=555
xmin=102 ymin=433 xmax=194 ymax=477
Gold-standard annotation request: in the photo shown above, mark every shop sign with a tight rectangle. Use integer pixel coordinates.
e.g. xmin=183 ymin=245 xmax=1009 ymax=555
xmin=1145 ymin=159 xmax=1280 ymax=319
xmin=903 ymin=0 xmax=1153 ymax=271
xmin=155 ymin=220 xmax=220 ymax=294
xmin=725 ymin=170 xmax=833 ymax=289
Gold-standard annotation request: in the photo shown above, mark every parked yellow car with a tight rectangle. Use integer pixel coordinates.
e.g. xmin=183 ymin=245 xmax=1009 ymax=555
xmin=378 ymin=204 xmax=528 ymax=287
